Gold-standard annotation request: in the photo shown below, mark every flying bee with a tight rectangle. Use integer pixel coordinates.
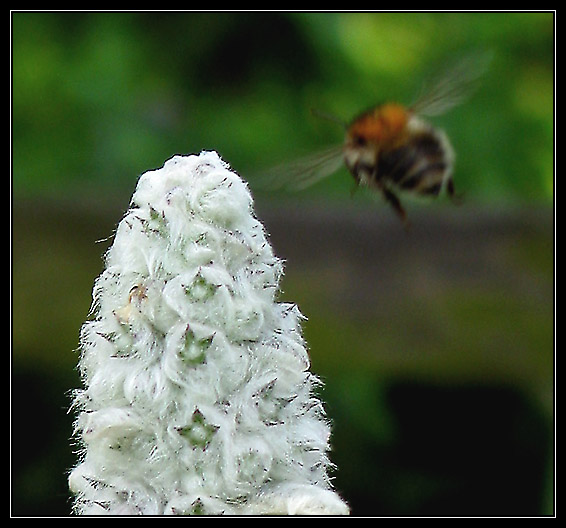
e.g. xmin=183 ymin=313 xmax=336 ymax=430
xmin=261 ymin=52 xmax=491 ymax=225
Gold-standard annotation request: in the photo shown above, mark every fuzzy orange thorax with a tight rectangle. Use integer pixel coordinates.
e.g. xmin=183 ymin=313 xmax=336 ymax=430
xmin=348 ymin=103 xmax=409 ymax=146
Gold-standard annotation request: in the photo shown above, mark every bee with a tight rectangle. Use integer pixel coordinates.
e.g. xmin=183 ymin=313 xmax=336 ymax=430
xmin=261 ymin=53 xmax=490 ymax=225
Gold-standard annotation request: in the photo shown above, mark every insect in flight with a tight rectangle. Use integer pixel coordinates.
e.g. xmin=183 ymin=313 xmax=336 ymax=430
xmin=261 ymin=52 xmax=491 ymax=225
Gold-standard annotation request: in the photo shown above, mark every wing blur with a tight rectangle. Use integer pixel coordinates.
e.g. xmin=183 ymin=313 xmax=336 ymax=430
xmin=410 ymin=51 xmax=492 ymax=117
xmin=258 ymin=144 xmax=345 ymax=191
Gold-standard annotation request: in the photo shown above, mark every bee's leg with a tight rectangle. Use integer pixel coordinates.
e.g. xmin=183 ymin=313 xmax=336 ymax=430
xmin=382 ymin=188 xmax=410 ymax=227
xmin=349 ymin=168 xmax=364 ymax=198
xmin=446 ymin=178 xmax=465 ymax=205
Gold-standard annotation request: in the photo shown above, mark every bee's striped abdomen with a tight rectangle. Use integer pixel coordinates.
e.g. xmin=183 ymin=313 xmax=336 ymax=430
xmin=377 ymin=124 xmax=455 ymax=198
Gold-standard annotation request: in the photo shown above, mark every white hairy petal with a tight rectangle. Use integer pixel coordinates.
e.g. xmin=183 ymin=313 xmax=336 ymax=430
xmin=69 ymin=151 xmax=348 ymax=515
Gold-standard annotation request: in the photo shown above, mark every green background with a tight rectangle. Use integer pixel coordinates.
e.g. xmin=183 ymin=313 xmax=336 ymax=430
xmin=12 ymin=12 xmax=554 ymax=516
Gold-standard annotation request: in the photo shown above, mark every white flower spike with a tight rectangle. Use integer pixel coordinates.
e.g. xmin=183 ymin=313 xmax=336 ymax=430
xmin=69 ymin=151 xmax=349 ymax=516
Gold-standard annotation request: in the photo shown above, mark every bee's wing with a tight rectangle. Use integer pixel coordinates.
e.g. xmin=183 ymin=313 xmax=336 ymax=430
xmin=257 ymin=144 xmax=344 ymax=191
xmin=411 ymin=51 xmax=492 ymax=116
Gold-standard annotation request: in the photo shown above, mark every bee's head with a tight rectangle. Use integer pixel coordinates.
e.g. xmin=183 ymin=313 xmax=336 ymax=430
xmin=343 ymin=132 xmax=375 ymax=176
xmin=343 ymin=103 xmax=409 ymax=182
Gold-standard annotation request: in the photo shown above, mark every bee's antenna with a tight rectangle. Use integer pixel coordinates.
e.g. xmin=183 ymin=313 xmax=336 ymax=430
xmin=310 ymin=108 xmax=348 ymax=129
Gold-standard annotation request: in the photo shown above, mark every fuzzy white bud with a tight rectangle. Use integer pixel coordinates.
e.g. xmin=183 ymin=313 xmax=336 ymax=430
xmin=69 ymin=151 xmax=348 ymax=516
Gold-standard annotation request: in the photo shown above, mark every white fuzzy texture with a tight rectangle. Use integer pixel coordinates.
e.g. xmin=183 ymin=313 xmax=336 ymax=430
xmin=69 ymin=151 xmax=348 ymax=516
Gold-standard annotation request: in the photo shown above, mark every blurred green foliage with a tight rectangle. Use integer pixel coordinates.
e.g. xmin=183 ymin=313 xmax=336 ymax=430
xmin=13 ymin=12 xmax=553 ymax=202
xmin=12 ymin=12 xmax=554 ymax=517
